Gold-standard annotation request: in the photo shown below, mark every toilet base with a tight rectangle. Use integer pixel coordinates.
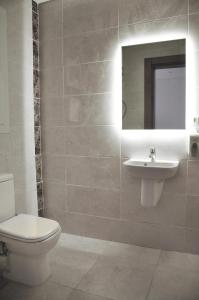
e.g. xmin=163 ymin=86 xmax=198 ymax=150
xmin=3 ymin=252 xmax=51 ymax=286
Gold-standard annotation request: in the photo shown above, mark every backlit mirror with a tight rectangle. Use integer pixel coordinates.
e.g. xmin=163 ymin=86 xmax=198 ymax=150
xmin=122 ymin=39 xmax=186 ymax=130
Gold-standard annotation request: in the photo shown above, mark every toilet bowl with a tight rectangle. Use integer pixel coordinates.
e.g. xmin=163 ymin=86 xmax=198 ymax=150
xmin=0 ymin=174 xmax=61 ymax=286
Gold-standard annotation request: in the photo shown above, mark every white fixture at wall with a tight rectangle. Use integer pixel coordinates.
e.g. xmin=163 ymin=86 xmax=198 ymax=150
xmin=123 ymin=153 xmax=179 ymax=207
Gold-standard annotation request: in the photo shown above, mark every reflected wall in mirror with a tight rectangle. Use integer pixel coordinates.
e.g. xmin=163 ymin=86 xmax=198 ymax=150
xmin=122 ymin=39 xmax=186 ymax=130
xmin=0 ymin=5 xmax=9 ymax=132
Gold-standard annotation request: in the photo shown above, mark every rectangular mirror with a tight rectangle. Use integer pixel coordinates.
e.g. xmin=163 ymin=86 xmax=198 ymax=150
xmin=0 ymin=6 xmax=9 ymax=133
xmin=122 ymin=39 xmax=186 ymax=130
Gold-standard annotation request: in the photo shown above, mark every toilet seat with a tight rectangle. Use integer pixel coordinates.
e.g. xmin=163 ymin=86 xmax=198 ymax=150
xmin=0 ymin=214 xmax=60 ymax=243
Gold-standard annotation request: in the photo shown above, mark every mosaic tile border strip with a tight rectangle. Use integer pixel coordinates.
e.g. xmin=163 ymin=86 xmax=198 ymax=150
xmin=32 ymin=0 xmax=44 ymax=216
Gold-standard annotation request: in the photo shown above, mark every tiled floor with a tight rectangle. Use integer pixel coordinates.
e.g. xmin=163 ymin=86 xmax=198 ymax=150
xmin=1 ymin=233 xmax=199 ymax=299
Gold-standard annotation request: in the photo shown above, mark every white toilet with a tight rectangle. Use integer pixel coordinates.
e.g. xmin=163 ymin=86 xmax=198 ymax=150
xmin=0 ymin=173 xmax=61 ymax=286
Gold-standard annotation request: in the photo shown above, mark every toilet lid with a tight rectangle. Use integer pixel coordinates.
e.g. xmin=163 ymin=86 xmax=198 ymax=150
xmin=0 ymin=214 xmax=61 ymax=242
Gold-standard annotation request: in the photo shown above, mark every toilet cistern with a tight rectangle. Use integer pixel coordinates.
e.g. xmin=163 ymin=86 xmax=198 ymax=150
xmin=149 ymin=147 xmax=156 ymax=162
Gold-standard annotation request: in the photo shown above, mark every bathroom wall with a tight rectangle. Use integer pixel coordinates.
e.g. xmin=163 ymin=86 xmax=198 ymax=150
xmin=0 ymin=0 xmax=37 ymax=215
xmin=40 ymin=0 xmax=199 ymax=254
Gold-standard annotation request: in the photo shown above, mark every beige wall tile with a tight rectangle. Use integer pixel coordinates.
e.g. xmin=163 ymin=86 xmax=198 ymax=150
xmin=119 ymin=15 xmax=188 ymax=43
xmin=44 ymin=181 xmax=67 ymax=212
xmin=187 ymin=160 xmax=199 ymax=195
xmin=39 ymin=0 xmax=198 ymax=254
xmin=64 ymin=94 xmax=114 ymax=126
xmin=63 ymin=213 xmax=122 ymax=241
xmin=119 ymin=0 xmax=188 ymax=26
xmin=185 ymin=228 xmax=199 ymax=254
xmin=40 ymin=67 xmax=63 ymax=98
xmin=63 ymin=0 xmax=118 ymax=37
xmin=67 ymin=185 xmax=120 ymax=218
xmin=42 ymin=127 xmax=65 ymax=155
xmin=40 ymin=38 xmax=62 ymax=69
xmin=41 ymin=97 xmax=64 ymax=127
xmin=121 ymin=222 xmax=186 ymax=251
xmin=186 ymin=195 xmax=199 ymax=229
xmin=43 ymin=155 xmax=66 ymax=183
xmin=189 ymin=13 xmax=199 ymax=50
xmin=163 ymin=159 xmax=187 ymax=194
xmin=64 ymin=61 xmax=113 ymax=95
xmin=63 ymin=28 xmax=118 ymax=66
xmin=189 ymin=0 xmax=199 ymax=14
xmin=39 ymin=0 xmax=62 ymax=41
xmin=65 ymin=126 xmax=120 ymax=157
xmin=66 ymin=156 xmax=120 ymax=189
xmin=121 ymin=192 xmax=187 ymax=227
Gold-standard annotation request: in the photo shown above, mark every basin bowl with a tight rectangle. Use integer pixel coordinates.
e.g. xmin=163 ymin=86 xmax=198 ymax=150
xmin=123 ymin=159 xmax=179 ymax=180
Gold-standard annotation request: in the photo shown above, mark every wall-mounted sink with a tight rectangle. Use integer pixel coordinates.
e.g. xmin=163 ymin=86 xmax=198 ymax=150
xmin=123 ymin=159 xmax=179 ymax=180
xmin=123 ymin=156 xmax=179 ymax=207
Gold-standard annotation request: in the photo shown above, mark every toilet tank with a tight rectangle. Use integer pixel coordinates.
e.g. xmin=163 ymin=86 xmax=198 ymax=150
xmin=0 ymin=174 xmax=15 ymax=222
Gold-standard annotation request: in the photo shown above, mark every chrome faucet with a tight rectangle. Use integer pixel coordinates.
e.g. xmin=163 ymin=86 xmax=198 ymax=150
xmin=149 ymin=147 xmax=156 ymax=161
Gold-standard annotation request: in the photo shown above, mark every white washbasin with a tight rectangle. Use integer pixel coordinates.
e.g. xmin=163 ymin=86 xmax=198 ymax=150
xmin=123 ymin=159 xmax=179 ymax=180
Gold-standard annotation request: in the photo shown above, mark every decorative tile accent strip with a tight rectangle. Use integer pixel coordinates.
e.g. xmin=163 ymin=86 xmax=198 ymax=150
xmin=32 ymin=1 xmax=44 ymax=215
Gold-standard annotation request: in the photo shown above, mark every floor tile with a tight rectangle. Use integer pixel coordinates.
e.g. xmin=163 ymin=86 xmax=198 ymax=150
xmin=77 ymin=256 xmax=154 ymax=300
xmin=50 ymin=246 xmax=98 ymax=288
xmin=102 ymin=241 xmax=160 ymax=267
xmin=158 ymin=250 xmax=199 ymax=272
xmin=148 ymin=265 xmax=199 ymax=300
xmin=0 ymin=281 xmax=72 ymax=300
xmin=68 ymin=289 xmax=114 ymax=300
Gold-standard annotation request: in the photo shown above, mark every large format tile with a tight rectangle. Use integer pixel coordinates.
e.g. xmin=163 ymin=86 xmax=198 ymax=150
xmin=64 ymin=61 xmax=113 ymax=95
xmin=65 ymin=126 xmax=120 ymax=157
xmin=63 ymin=28 xmax=118 ymax=66
xmin=119 ymin=0 xmax=188 ymax=26
xmin=40 ymin=67 xmax=63 ymax=98
xmin=77 ymin=256 xmax=154 ymax=300
xmin=101 ymin=241 xmax=160 ymax=267
xmin=148 ymin=265 xmax=199 ymax=300
xmin=187 ymin=160 xmax=199 ymax=195
xmin=63 ymin=0 xmax=118 ymax=36
xmin=67 ymin=185 xmax=120 ymax=218
xmin=185 ymin=228 xmax=199 ymax=254
xmin=42 ymin=127 xmax=65 ymax=155
xmin=68 ymin=290 xmax=113 ymax=300
xmin=189 ymin=12 xmax=199 ymax=50
xmin=40 ymin=38 xmax=62 ymax=69
xmin=44 ymin=181 xmax=67 ymax=219
xmin=51 ymin=247 xmax=98 ymax=288
xmin=39 ymin=0 xmax=62 ymax=41
xmin=66 ymin=156 xmax=120 ymax=189
xmin=186 ymin=195 xmax=199 ymax=229
xmin=163 ymin=159 xmax=187 ymax=194
xmin=41 ymin=97 xmax=64 ymax=127
xmin=43 ymin=155 xmax=66 ymax=183
xmin=121 ymin=191 xmax=187 ymax=227
xmin=117 ymin=221 xmax=186 ymax=251
xmin=0 ymin=281 xmax=72 ymax=300
xmin=189 ymin=0 xmax=199 ymax=14
xmin=119 ymin=15 xmax=188 ymax=43
xmin=58 ymin=233 xmax=110 ymax=255
xmin=64 ymin=94 xmax=114 ymax=126
xmin=63 ymin=212 xmax=123 ymax=241
xmin=158 ymin=250 xmax=199 ymax=272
